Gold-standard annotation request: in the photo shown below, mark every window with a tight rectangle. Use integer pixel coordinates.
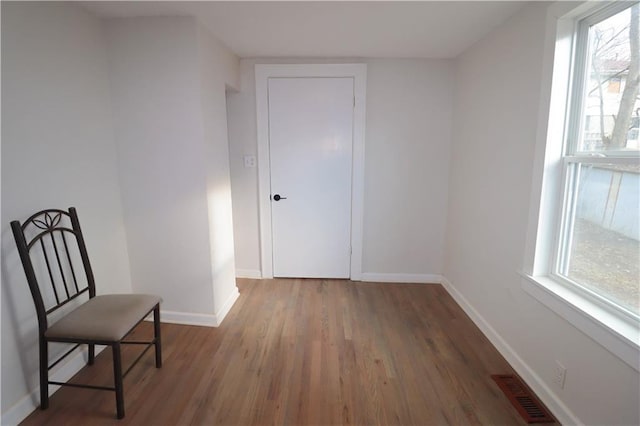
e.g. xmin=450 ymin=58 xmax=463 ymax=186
xmin=556 ymin=3 xmax=639 ymax=319
xmin=524 ymin=1 xmax=639 ymax=370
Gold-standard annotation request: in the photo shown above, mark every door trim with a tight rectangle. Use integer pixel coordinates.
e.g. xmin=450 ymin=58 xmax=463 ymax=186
xmin=255 ymin=64 xmax=367 ymax=280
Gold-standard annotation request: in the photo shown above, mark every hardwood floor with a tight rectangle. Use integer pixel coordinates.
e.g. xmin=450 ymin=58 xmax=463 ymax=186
xmin=21 ymin=279 xmax=555 ymax=425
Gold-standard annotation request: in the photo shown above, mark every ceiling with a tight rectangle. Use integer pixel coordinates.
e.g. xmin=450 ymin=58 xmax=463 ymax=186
xmin=81 ymin=1 xmax=527 ymax=59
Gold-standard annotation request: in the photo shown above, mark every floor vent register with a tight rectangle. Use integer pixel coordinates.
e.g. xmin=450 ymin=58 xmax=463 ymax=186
xmin=491 ymin=374 xmax=556 ymax=424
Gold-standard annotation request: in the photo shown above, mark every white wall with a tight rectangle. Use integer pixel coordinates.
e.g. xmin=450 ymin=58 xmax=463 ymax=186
xmin=196 ymin=25 xmax=241 ymax=316
xmin=226 ymin=61 xmax=261 ymax=277
xmin=363 ymin=59 xmax=452 ymax=277
xmin=227 ymin=58 xmax=453 ymax=280
xmin=105 ymin=17 xmax=240 ymax=321
xmin=105 ymin=17 xmax=213 ymax=315
xmin=444 ymin=3 xmax=639 ymax=425
xmin=1 ymin=1 xmax=132 ymax=417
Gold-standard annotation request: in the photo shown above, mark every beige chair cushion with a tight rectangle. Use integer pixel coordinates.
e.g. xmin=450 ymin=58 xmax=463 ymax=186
xmin=45 ymin=294 xmax=162 ymax=342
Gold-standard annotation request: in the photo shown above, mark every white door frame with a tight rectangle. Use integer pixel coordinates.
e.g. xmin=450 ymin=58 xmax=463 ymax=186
xmin=255 ymin=64 xmax=367 ymax=280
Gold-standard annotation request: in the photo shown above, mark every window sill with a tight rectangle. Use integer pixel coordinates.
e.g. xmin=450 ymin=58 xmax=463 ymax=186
xmin=521 ymin=273 xmax=639 ymax=372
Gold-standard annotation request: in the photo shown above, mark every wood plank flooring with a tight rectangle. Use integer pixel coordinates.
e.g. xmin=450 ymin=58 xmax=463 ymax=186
xmin=21 ymin=278 xmax=556 ymax=425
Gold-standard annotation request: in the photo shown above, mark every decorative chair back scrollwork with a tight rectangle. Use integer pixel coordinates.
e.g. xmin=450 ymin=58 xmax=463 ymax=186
xmin=11 ymin=207 xmax=162 ymax=420
xmin=14 ymin=209 xmax=96 ymax=328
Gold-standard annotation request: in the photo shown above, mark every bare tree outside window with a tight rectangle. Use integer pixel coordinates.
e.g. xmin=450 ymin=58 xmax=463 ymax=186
xmin=584 ymin=4 xmax=640 ymax=151
xmin=611 ymin=4 xmax=639 ymax=149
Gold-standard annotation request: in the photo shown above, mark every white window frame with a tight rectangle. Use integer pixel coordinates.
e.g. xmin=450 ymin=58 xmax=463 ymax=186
xmin=522 ymin=1 xmax=640 ymax=371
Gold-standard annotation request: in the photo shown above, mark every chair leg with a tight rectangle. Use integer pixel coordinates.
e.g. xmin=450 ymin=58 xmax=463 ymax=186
xmin=112 ymin=343 xmax=125 ymax=419
xmin=88 ymin=343 xmax=95 ymax=366
xmin=39 ymin=337 xmax=49 ymax=410
xmin=153 ymin=304 xmax=162 ymax=368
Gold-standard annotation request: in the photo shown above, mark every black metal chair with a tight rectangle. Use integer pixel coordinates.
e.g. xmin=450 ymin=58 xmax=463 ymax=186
xmin=11 ymin=207 xmax=162 ymax=419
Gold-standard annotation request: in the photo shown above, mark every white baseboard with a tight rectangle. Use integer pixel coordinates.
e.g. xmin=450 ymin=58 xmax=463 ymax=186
xmin=236 ymin=268 xmax=262 ymax=279
xmin=214 ymin=287 xmax=240 ymax=326
xmin=160 ymin=288 xmax=240 ymax=328
xmin=160 ymin=310 xmax=218 ymax=327
xmin=235 ymin=271 xmax=442 ymax=284
xmin=360 ymin=272 xmax=442 ymax=284
xmin=440 ymin=276 xmax=581 ymax=426
xmin=1 ymin=345 xmax=106 ymax=426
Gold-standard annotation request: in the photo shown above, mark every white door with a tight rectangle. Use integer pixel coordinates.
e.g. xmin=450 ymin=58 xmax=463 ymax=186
xmin=268 ymin=77 xmax=354 ymax=278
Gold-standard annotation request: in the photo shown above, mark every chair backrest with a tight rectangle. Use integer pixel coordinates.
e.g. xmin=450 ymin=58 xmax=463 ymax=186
xmin=11 ymin=207 xmax=96 ymax=334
